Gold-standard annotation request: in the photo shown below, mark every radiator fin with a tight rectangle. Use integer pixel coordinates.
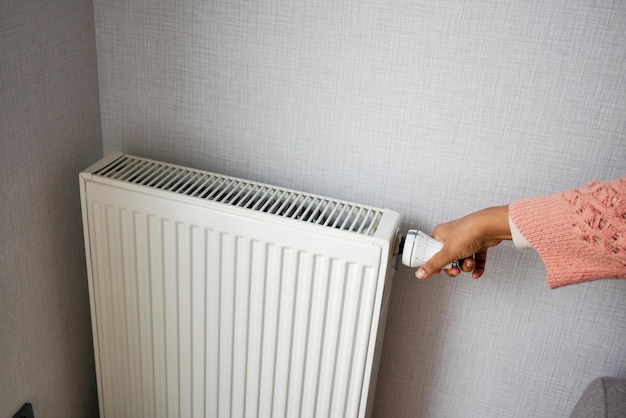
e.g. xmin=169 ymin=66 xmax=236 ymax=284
xmin=93 ymin=154 xmax=383 ymax=236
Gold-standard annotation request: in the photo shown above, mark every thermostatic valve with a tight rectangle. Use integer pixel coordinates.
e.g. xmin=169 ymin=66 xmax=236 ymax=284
xmin=400 ymin=230 xmax=454 ymax=269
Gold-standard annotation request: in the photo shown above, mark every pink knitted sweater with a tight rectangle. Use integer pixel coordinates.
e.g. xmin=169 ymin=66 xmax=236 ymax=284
xmin=509 ymin=177 xmax=626 ymax=288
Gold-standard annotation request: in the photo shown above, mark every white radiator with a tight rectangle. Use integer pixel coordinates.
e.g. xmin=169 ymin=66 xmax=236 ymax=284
xmin=80 ymin=153 xmax=401 ymax=418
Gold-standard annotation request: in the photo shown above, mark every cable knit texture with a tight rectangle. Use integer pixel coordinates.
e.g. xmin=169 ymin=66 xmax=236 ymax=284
xmin=509 ymin=177 xmax=626 ymax=288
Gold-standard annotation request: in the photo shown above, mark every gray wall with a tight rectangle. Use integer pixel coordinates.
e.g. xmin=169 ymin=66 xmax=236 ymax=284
xmin=0 ymin=0 xmax=101 ymax=416
xmin=94 ymin=1 xmax=626 ymax=417
xmin=4 ymin=0 xmax=622 ymax=417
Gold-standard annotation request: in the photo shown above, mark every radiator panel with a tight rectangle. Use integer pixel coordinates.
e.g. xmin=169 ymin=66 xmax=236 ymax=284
xmin=81 ymin=154 xmax=400 ymax=418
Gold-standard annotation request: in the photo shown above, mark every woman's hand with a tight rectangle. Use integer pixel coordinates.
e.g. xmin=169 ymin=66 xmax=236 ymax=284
xmin=415 ymin=206 xmax=512 ymax=280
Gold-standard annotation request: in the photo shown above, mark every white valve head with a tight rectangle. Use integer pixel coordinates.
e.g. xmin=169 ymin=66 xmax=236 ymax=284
xmin=401 ymin=230 xmax=452 ymax=269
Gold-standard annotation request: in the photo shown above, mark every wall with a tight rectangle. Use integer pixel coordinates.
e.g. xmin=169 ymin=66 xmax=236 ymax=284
xmin=94 ymin=1 xmax=626 ymax=417
xmin=0 ymin=0 xmax=102 ymax=416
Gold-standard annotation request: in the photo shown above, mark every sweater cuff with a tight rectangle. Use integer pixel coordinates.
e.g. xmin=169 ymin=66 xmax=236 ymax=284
xmin=509 ymin=214 xmax=533 ymax=250
xmin=509 ymin=191 xmax=626 ymax=288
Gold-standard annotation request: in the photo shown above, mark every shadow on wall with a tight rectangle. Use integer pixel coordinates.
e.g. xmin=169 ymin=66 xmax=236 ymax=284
xmin=373 ymin=268 xmax=452 ymax=418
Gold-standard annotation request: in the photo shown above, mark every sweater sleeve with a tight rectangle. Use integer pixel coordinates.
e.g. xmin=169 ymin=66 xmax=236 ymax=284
xmin=509 ymin=177 xmax=626 ymax=288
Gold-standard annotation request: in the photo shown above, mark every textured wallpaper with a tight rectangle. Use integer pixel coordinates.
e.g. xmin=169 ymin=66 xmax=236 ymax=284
xmin=94 ymin=1 xmax=626 ymax=417
xmin=0 ymin=0 xmax=101 ymax=416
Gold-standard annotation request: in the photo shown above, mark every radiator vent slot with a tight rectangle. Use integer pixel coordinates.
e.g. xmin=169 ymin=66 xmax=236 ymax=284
xmin=94 ymin=154 xmax=383 ymax=235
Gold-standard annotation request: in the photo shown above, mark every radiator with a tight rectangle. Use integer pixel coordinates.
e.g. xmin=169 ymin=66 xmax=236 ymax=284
xmin=80 ymin=153 xmax=401 ymax=418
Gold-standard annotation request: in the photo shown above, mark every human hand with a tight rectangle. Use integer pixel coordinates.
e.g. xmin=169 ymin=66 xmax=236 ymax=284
xmin=415 ymin=206 xmax=512 ymax=280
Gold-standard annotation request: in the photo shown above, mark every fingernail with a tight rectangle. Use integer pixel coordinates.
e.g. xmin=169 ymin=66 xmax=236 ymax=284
xmin=416 ymin=268 xmax=426 ymax=279
xmin=466 ymin=259 xmax=475 ymax=268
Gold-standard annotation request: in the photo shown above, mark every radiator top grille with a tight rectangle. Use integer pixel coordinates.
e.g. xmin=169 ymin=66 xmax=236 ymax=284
xmin=93 ymin=154 xmax=384 ymax=236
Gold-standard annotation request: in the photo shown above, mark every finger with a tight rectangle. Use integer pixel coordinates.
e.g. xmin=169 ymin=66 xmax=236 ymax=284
xmin=417 ymin=249 xmax=455 ymax=280
xmin=461 ymin=257 xmax=475 ymax=272
xmin=472 ymin=249 xmax=488 ymax=279
xmin=443 ymin=266 xmax=462 ymax=277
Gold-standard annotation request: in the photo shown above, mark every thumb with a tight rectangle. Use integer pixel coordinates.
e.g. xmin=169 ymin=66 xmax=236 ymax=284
xmin=416 ymin=249 xmax=453 ymax=280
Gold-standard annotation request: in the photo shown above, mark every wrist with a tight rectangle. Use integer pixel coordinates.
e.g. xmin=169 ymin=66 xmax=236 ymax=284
xmin=472 ymin=205 xmax=512 ymax=242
